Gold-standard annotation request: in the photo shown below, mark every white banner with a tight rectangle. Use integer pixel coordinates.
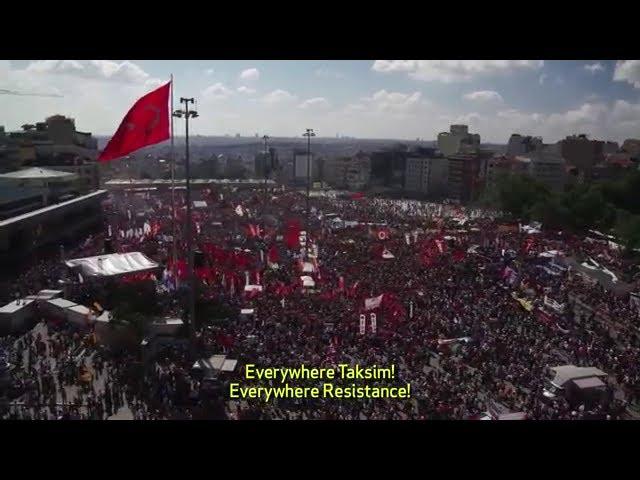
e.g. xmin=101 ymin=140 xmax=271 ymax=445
xmin=544 ymin=295 xmax=565 ymax=314
xmin=364 ymin=294 xmax=384 ymax=311
xmin=359 ymin=314 xmax=366 ymax=335
xmin=370 ymin=313 xmax=377 ymax=334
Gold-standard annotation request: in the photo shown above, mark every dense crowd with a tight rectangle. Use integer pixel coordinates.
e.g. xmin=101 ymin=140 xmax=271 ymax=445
xmin=1 ymin=184 xmax=639 ymax=420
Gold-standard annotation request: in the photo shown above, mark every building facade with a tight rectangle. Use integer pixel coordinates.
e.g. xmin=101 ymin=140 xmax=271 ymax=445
xmin=528 ymin=144 xmax=566 ymax=192
xmin=486 ymin=155 xmax=531 ymax=189
xmin=369 ymin=147 xmax=407 ymax=189
xmin=506 ymin=134 xmax=543 ymax=156
xmin=447 ymin=152 xmax=490 ymax=203
xmin=2 ymin=116 xmax=100 ymax=190
xmin=0 ymin=190 xmax=107 ymax=263
xmin=559 ymin=134 xmax=605 ymax=180
xmin=324 ymin=152 xmax=371 ymax=190
xmin=437 ymin=125 xmax=481 ymax=157
xmin=404 ymin=148 xmax=448 ymax=198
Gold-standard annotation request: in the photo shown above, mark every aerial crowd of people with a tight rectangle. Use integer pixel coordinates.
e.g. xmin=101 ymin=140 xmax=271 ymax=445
xmin=1 ymin=183 xmax=639 ymax=420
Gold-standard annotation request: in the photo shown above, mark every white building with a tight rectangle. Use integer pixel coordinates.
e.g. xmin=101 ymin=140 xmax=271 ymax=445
xmin=404 ymin=151 xmax=448 ymax=198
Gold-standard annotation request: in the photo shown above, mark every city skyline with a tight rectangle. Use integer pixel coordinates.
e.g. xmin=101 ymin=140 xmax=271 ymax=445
xmin=1 ymin=60 xmax=640 ymax=144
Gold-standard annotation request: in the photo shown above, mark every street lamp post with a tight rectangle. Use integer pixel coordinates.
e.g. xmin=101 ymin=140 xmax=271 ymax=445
xmin=262 ymin=135 xmax=269 ymax=212
xmin=173 ymin=98 xmax=198 ymax=356
xmin=303 ymin=128 xmax=315 ymax=232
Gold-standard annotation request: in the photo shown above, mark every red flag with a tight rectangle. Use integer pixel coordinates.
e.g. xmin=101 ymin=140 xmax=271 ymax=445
xmin=98 ymin=82 xmax=171 ymax=162
xmin=267 ymin=244 xmax=279 ymax=264
xmin=247 ymin=224 xmax=260 ymax=238
xmin=452 ymin=249 xmax=466 ymax=262
xmin=284 ymin=219 xmax=302 ymax=250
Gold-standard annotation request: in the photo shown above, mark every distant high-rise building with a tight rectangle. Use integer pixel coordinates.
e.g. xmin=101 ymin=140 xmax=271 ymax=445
xmin=437 ymin=125 xmax=481 ymax=157
xmin=559 ymin=134 xmax=605 ymax=180
xmin=447 ymin=150 xmax=492 ymax=202
xmin=506 ymin=134 xmax=543 ymax=156
xmin=487 ymin=144 xmax=566 ymax=193
xmin=369 ymin=146 xmax=408 ymax=189
xmin=292 ymin=149 xmax=322 ymax=185
xmin=404 ymin=148 xmax=448 ymax=198
xmin=324 ymin=152 xmax=371 ymax=190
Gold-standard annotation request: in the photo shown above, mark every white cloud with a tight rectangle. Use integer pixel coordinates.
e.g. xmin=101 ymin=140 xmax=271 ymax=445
xmin=205 ymin=68 xmax=215 ymax=76
xmin=26 ymin=60 xmax=153 ymax=84
xmin=202 ymin=82 xmax=233 ymax=101
xmin=315 ymin=68 xmax=345 ymax=79
xmin=236 ymin=86 xmax=256 ymax=95
xmin=298 ymin=97 xmax=330 ymax=109
xmin=539 ymin=73 xmax=547 ymax=85
xmin=372 ymin=60 xmax=543 ymax=82
xmin=364 ymin=90 xmax=424 ymax=113
xmin=453 ymin=112 xmax=483 ymax=126
xmin=463 ymin=90 xmax=503 ymax=103
xmin=262 ymin=89 xmax=296 ymax=105
xmin=613 ymin=60 xmax=640 ymax=88
xmin=239 ymin=68 xmax=260 ymax=83
xmin=584 ymin=62 xmax=604 ymax=74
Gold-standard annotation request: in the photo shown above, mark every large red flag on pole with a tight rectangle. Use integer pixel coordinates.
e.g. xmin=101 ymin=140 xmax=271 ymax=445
xmin=98 ymin=81 xmax=171 ymax=162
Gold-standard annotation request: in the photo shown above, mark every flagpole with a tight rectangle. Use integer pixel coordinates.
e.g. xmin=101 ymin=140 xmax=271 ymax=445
xmin=170 ymin=74 xmax=178 ymax=279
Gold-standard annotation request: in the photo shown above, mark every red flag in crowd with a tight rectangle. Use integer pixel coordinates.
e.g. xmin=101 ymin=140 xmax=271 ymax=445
xmin=452 ymin=249 xmax=466 ymax=262
xmin=216 ymin=333 xmax=234 ymax=349
xmin=350 ymin=192 xmax=365 ymax=200
xmin=247 ymin=224 xmax=261 ymax=238
xmin=98 ymin=82 xmax=171 ymax=162
xmin=267 ymin=244 xmax=279 ymax=264
xmin=284 ymin=219 xmax=302 ymax=250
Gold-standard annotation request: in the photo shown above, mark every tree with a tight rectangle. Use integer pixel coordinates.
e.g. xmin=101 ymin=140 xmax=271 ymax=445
xmin=615 ymin=212 xmax=640 ymax=251
xmin=493 ymin=174 xmax=549 ymax=220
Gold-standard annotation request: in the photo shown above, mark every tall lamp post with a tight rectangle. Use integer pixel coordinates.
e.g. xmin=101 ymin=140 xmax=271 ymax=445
xmin=303 ymin=128 xmax=315 ymax=232
xmin=262 ymin=135 xmax=269 ymax=211
xmin=173 ymin=97 xmax=198 ymax=356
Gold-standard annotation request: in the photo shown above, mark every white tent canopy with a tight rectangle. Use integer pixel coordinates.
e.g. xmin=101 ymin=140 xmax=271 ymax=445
xmin=300 ymin=276 xmax=315 ymax=288
xmin=65 ymin=252 xmax=159 ymax=278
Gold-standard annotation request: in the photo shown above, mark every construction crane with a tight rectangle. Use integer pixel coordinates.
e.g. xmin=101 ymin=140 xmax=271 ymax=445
xmin=0 ymin=88 xmax=63 ymax=98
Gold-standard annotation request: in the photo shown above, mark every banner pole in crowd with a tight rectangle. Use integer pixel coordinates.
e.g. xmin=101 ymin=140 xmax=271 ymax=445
xmin=170 ymin=74 xmax=178 ymax=279
xmin=174 ymin=96 xmax=198 ymax=356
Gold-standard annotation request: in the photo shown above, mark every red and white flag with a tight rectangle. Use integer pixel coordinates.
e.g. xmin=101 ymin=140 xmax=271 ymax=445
xmin=98 ymin=82 xmax=171 ymax=162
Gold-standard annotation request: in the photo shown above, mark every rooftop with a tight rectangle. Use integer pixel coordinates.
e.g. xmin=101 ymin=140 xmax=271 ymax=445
xmin=0 ymin=190 xmax=107 ymax=228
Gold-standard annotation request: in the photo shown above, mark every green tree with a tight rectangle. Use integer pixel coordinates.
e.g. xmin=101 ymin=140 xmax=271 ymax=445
xmin=615 ymin=212 xmax=640 ymax=251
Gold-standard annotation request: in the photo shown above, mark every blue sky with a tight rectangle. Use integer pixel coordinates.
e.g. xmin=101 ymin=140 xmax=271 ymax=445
xmin=2 ymin=60 xmax=640 ymax=143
